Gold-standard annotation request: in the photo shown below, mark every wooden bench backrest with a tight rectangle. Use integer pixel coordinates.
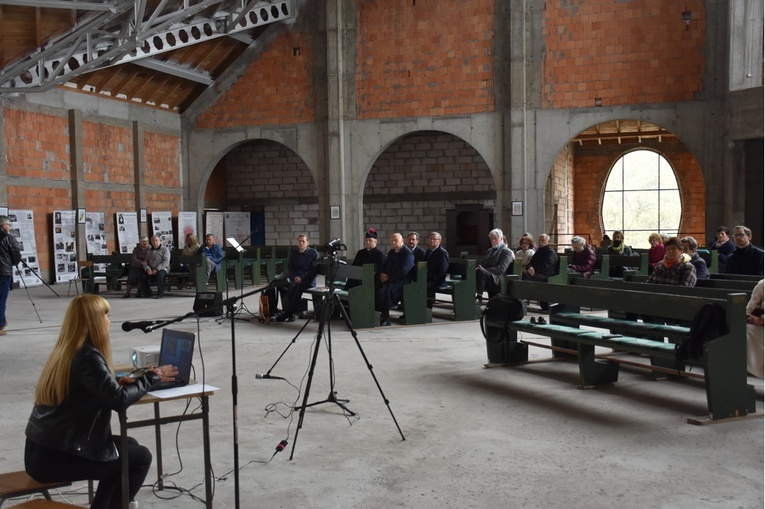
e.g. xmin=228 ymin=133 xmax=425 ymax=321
xmin=571 ymin=277 xmax=754 ymax=301
xmin=506 ymin=279 xmax=741 ymax=323
xmin=624 ymin=272 xmax=757 ymax=291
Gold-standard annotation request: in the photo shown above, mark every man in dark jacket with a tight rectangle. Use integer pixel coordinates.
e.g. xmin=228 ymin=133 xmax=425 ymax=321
xmin=523 ymin=233 xmax=558 ymax=282
xmin=475 ymin=228 xmax=514 ymax=302
xmin=348 ymin=228 xmax=385 ymax=290
xmin=275 ymin=233 xmax=319 ymax=322
xmin=726 ymin=226 xmax=764 ymax=276
xmin=378 ymin=233 xmax=414 ymax=326
xmin=0 ymin=215 xmax=22 ymax=336
xmin=423 ymin=232 xmax=450 ymax=309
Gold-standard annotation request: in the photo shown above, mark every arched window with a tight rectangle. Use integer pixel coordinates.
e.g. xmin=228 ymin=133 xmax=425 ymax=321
xmin=601 ymin=150 xmax=681 ymax=249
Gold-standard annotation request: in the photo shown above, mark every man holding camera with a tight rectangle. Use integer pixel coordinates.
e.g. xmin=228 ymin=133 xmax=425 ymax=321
xmin=274 ymin=233 xmax=319 ymax=322
xmin=0 ymin=216 xmax=22 ymax=336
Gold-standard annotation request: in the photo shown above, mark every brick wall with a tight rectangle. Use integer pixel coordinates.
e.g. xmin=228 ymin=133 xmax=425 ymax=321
xmin=3 ymin=106 xmax=182 ymax=271
xmin=82 ymin=121 xmax=133 ymax=183
xmin=144 ymin=132 xmax=180 ymax=187
xmin=4 ymin=109 xmax=70 ymax=180
xmin=222 ymin=140 xmax=318 ymax=244
xmin=356 ymin=0 xmax=495 ymax=119
xmin=194 ymin=31 xmax=316 ymax=128
xmin=542 ymin=0 xmax=706 ymax=108
xmin=573 ymin=140 xmax=705 ymax=245
xmin=363 ymin=133 xmax=495 ymax=245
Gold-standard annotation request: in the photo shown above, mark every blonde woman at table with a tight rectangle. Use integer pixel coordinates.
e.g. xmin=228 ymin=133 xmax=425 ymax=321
xmin=24 ymin=294 xmax=177 ymax=509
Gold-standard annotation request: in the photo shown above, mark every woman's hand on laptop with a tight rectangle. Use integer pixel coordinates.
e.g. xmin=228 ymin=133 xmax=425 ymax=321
xmin=149 ymin=364 xmax=179 ymax=382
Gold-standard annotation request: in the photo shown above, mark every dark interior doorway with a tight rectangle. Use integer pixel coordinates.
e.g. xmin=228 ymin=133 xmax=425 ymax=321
xmin=445 ymin=204 xmax=494 ymax=257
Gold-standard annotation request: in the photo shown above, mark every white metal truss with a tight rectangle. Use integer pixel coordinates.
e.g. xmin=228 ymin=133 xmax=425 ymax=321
xmin=0 ymin=0 xmax=295 ymax=92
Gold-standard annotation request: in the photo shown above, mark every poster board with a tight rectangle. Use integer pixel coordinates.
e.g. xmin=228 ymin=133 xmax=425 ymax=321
xmin=224 ymin=211 xmax=252 ymax=247
xmin=178 ymin=211 xmax=197 ymax=247
xmin=52 ymin=210 xmax=77 ymax=283
xmin=85 ymin=212 xmax=108 ymax=272
xmin=116 ymin=212 xmax=140 ymax=254
xmin=8 ymin=209 xmax=42 ymax=287
xmin=151 ymin=211 xmax=174 ymax=249
xmin=205 ymin=211 xmax=224 ymax=244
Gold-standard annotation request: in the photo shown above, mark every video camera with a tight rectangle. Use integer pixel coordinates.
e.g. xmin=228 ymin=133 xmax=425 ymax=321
xmin=323 ymin=238 xmax=347 ymax=255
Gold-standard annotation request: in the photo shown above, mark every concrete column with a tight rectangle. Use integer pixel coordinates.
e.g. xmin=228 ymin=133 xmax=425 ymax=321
xmin=132 ymin=121 xmax=147 ymax=237
xmin=68 ymin=109 xmax=87 ymax=256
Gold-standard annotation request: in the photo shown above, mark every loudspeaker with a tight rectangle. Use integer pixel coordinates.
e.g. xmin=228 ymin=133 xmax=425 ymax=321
xmin=194 ymin=291 xmax=223 ymax=317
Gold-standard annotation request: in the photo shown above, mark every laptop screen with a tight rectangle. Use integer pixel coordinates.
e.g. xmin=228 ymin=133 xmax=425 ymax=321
xmin=158 ymin=329 xmax=196 ymax=384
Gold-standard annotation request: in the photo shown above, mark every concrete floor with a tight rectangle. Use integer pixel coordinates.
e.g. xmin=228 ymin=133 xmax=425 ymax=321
xmin=0 ymin=282 xmax=763 ymax=508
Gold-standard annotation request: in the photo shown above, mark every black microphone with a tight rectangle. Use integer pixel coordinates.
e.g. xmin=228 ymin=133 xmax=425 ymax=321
xmin=122 ymin=320 xmax=164 ymax=333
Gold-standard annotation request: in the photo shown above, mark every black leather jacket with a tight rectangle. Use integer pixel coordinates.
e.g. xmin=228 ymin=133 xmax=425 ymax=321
xmin=26 ymin=344 xmax=160 ymax=461
xmin=0 ymin=230 xmax=21 ymax=277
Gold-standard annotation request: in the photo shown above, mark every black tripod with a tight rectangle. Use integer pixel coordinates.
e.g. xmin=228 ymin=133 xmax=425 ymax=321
xmin=270 ymin=253 xmax=405 ymax=459
xmin=20 ymin=259 xmax=60 ymax=297
xmin=14 ymin=263 xmax=43 ymax=323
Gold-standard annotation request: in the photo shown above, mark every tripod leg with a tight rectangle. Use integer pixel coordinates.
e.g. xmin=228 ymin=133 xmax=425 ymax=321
xmin=332 ymin=293 xmax=406 ymax=441
xmin=16 ymin=267 xmax=42 ymax=323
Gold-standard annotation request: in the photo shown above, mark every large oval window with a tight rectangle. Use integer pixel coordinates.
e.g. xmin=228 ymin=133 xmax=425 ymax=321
xmin=602 ymin=150 xmax=681 ymax=249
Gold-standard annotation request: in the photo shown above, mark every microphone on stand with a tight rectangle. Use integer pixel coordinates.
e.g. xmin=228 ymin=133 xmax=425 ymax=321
xmin=122 ymin=320 xmax=165 ymax=333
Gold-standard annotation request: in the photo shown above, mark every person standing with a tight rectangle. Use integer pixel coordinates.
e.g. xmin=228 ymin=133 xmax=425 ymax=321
xmin=24 ymin=295 xmax=177 ymax=509
xmin=274 ymin=233 xmax=319 ymax=322
xmin=423 ymin=232 xmax=449 ymax=309
xmin=378 ymin=233 xmax=414 ymax=326
xmin=0 ymin=215 xmax=22 ymax=336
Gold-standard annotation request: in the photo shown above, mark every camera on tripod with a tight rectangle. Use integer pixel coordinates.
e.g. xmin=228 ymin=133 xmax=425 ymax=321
xmin=322 ymin=238 xmax=347 ymax=255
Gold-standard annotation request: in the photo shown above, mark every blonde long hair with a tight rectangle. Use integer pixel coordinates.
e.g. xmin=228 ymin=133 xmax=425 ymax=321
xmin=34 ymin=295 xmax=113 ymax=407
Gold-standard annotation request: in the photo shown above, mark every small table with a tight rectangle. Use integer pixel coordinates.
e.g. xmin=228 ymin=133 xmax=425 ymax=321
xmin=118 ymin=383 xmax=217 ymax=509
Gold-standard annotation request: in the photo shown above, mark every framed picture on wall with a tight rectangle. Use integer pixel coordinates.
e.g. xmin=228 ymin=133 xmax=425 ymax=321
xmin=140 ymin=209 xmax=147 ymax=223
xmin=77 ymin=208 xmax=86 ymax=224
xmin=330 ymin=205 xmax=340 ymax=219
xmin=511 ymin=201 xmax=523 ymax=216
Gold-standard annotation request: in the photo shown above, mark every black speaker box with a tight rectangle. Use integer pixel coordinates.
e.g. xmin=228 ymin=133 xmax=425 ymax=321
xmin=194 ymin=291 xmax=223 ymax=317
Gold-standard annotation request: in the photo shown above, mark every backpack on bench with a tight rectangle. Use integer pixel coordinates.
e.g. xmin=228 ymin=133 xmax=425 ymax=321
xmin=480 ymin=294 xmax=526 ymax=341
xmin=675 ymin=302 xmax=727 ymax=363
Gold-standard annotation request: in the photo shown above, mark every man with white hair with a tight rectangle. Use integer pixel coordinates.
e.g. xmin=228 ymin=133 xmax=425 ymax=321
xmin=475 ymin=228 xmax=514 ymax=303
xmin=567 ymin=236 xmax=596 ymax=279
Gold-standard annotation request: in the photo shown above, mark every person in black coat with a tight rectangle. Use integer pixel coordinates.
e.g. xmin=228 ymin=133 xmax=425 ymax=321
xmin=25 ymin=295 xmax=177 ymax=509
xmin=348 ymin=228 xmax=385 ymax=290
xmin=0 ymin=215 xmax=22 ymax=335
xmin=726 ymin=226 xmax=765 ymax=276
xmin=275 ymin=233 xmax=320 ymax=322
xmin=680 ymin=236 xmax=710 ymax=279
xmin=378 ymin=233 xmax=414 ymax=326
xmin=423 ymin=232 xmax=450 ymax=308
xmin=523 ymin=233 xmax=559 ymax=282
xmin=475 ymin=228 xmax=515 ymax=302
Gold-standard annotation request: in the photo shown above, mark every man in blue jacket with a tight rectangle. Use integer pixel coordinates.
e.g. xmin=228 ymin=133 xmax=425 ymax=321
xmin=199 ymin=233 xmax=224 ymax=277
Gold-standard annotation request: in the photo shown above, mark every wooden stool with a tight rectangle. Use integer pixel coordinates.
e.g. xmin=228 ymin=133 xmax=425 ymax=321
xmin=11 ymin=500 xmax=83 ymax=508
xmin=0 ymin=471 xmax=71 ymax=508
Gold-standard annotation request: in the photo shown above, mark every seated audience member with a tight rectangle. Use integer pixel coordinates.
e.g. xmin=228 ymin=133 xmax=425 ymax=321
xmin=347 ymin=228 xmax=386 ymax=290
xmin=567 ymin=236 xmax=596 ymax=278
xmin=274 ymin=234 xmax=319 ymax=322
xmin=378 ymin=233 xmax=414 ymax=326
xmin=25 ymin=295 xmax=177 ymax=509
xmin=606 ymin=230 xmax=635 ymax=277
xmin=745 ymin=279 xmax=764 ymax=378
xmin=199 ymin=233 xmax=224 ymax=278
xmin=143 ymin=235 xmax=171 ymax=299
xmin=600 ymin=234 xmax=611 ymax=249
xmin=707 ymin=226 xmax=735 ymax=273
xmin=646 ymin=237 xmax=697 ymax=287
xmin=178 ymin=233 xmax=201 ymax=288
xmin=647 ymin=232 xmax=665 ymax=270
xmin=725 ymin=226 xmax=764 ymax=276
xmin=423 ymin=232 xmax=450 ymax=308
xmin=522 ymin=233 xmax=558 ymax=282
xmin=407 ymin=231 xmax=426 ymax=263
xmin=680 ymin=236 xmax=710 ymax=279
xmin=123 ymin=236 xmax=150 ymax=298
xmin=475 ymin=228 xmax=515 ymax=302
xmin=515 ymin=234 xmax=536 ymax=271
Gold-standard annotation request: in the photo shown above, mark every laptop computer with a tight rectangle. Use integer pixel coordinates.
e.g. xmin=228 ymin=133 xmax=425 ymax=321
xmin=148 ymin=328 xmax=196 ymax=391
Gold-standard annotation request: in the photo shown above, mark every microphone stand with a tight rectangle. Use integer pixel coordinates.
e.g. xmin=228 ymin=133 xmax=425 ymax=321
xmin=226 ymin=228 xmax=261 ymax=321
xmin=125 ymin=282 xmax=273 ymax=509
